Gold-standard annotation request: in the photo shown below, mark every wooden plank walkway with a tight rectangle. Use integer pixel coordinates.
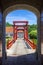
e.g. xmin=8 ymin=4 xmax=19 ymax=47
xmin=7 ymin=38 xmax=36 ymax=56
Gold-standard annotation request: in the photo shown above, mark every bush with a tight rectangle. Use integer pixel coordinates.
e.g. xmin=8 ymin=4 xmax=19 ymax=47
xmin=29 ymin=30 xmax=37 ymax=39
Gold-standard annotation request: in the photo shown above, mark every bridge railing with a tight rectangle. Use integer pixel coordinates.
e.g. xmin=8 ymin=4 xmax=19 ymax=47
xmin=7 ymin=39 xmax=15 ymax=49
xmin=25 ymin=38 xmax=36 ymax=49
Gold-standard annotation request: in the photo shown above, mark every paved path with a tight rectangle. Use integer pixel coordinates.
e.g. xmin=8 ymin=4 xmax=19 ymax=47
xmin=7 ymin=38 xmax=36 ymax=56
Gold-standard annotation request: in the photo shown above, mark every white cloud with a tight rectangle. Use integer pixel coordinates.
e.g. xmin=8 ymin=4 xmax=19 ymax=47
xmin=6 ymin=16 xmax=37 ymax=25
xmin=6 ymin=16 xmax=28 ymax=24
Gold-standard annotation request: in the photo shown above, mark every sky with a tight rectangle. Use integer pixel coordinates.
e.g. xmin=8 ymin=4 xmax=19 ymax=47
xmin=6 ymin=10 xmax=37 ymax=25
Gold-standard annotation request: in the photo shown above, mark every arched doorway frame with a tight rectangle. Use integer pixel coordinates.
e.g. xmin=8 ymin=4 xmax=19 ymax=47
xmin=3 ymin=4 xmax=40 ymax=60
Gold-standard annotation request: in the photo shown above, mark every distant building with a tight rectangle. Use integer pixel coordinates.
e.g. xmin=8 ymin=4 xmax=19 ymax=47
xmin=6 ymin=26 xmax=24 ymax=38
xmin=6 ymin=26 xmax=13 ymax=37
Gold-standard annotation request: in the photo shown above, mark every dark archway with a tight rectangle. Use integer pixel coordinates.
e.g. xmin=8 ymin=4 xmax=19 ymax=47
xmin=3 ymin=4 xmax=41 ymax=62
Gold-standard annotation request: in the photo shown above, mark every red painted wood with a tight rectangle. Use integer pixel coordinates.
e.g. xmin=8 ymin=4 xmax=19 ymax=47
xmin=13 ymin=21 xmax=28 ymax=23
xmin=25 ymin=38 xmax=36 ymax=49
xmin=7 ymin=21 xmax=36 ymax=49
xmin=7 ymin=40 xmax=15 ymax=49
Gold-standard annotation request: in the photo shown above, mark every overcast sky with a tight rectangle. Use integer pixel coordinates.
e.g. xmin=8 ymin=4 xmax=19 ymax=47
xmin=6 ymin=10 xmax=37 ymax=25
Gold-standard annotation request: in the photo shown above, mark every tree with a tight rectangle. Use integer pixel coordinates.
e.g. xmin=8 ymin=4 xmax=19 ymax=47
xmin=28 ymin=24 xmax=37 ymax=33
xmin=29 ymin=30 xmax=37 ymax=39
xmin=6 ymin=22 xmax=12 ymax=26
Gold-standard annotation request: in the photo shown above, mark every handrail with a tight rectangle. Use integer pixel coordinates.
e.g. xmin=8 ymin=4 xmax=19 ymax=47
xmin=7 ymin=39 xmax=15 ymax=49
xmin=25 ymin=38 xmax=36 ymax=49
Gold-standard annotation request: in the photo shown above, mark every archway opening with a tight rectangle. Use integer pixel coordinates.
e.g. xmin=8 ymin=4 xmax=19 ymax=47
xmin=5 ymin=9 xmax=37 ymax=56
xmin=3 ymin=4 xmax=40 ymax=63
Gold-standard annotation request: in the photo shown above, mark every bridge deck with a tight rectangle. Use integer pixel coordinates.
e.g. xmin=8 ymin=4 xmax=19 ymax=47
xmin=7 ymin=38 xmax=36 ymax=56
xmin=5 ymin=39 xmax=40 ymax=65
xmin=4 ymin=39 xmax=40 ymax=65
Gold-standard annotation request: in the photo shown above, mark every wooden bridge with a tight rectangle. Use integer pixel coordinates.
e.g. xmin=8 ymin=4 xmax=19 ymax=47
xmin=7 ymin=21 xmax=36 ymax=55
xmin=7 ymin=38 xmax=36 ymax=56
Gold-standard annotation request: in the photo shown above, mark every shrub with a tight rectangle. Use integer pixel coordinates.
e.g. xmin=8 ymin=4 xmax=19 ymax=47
xmin=29 ymin=30 xmax=37 ymax=39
